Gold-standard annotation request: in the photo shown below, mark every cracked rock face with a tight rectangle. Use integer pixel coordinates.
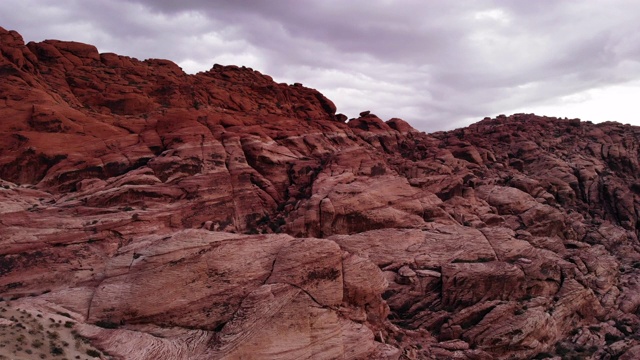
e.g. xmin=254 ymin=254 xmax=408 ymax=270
xmin=1 ymin=27 xmax=640 ymax=359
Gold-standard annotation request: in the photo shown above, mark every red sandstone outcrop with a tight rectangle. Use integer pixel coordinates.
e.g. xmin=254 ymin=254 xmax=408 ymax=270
xmin=1 ymin=27 xmax=640 ymax=359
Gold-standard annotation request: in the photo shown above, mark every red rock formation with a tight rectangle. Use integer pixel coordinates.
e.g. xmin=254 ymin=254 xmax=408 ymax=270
xmin=1 ymin=27 xmax=640 ymax=359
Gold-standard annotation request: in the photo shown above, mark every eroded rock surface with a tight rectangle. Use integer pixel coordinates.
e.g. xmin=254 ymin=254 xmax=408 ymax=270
xmin=1 ymin=27 xmax=640 ymax=359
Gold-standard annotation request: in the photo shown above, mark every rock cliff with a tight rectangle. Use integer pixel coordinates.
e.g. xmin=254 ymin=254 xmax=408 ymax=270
xmin=1 ymin=26 xmax=640 ymax=359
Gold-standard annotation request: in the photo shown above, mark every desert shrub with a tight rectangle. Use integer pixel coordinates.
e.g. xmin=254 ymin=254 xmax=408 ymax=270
xmin=86 ymin=349 xmax=101 ymax=358
xmin=32 ymin=339 xmax=44 ymax=348
xmin=94 ymin=320 xmax=119 ymax=329
xmin=50 ymin=345 xmax=64 ymax=355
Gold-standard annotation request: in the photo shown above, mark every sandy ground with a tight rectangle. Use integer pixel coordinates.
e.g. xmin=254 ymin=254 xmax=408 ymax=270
xmin=0 ymin=299 xmax=106 ymax=360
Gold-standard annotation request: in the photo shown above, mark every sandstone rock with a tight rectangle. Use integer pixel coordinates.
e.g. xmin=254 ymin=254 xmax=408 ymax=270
xmin=441 ymin=262 xmax=526 ymax=309
xmin=266 ymin=238 xmax=343 ymax=306
xmin=386 ymin=118 xmax=418 ymax=134
xmin=2 ymin=28 xmax=640 ymax=359
xmin=209 ymin=283 xmax=375 ymax=360
xmin=342 ymin=253 xmax=388 ymax=307
xmin=620 ymin=345 xmax=640 ymax=360
xmin=87 ymin=231 xmax=291 ymax=329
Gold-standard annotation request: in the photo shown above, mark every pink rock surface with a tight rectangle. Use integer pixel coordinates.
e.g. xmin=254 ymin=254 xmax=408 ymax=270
xmin=1 ymin=28 xmax=640 ymax=359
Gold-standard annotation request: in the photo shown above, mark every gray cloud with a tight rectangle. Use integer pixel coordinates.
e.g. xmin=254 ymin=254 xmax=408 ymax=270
xmin=2 ymin=0 xmax=640 ymax=131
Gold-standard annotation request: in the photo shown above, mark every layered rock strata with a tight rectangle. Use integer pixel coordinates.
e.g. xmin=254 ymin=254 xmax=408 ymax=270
xmin=1 ymin=27 xmax=640 ymax=359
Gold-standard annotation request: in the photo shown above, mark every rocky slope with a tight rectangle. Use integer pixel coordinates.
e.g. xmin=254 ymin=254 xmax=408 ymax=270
xmin=1 ymin=26 xmax=639 ymax=359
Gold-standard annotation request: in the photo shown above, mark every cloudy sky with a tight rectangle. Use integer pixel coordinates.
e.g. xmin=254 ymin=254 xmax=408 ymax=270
xmin=2 ymin=0 xmax=640 ymax=132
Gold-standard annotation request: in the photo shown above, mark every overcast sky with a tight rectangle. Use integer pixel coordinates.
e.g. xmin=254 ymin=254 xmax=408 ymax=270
xmin=2 ymin=0 xmax=640 ymax=132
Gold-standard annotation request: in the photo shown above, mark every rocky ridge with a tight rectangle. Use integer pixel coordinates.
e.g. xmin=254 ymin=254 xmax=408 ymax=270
xmin=1 ymin=26 xmax=640 ymax=359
